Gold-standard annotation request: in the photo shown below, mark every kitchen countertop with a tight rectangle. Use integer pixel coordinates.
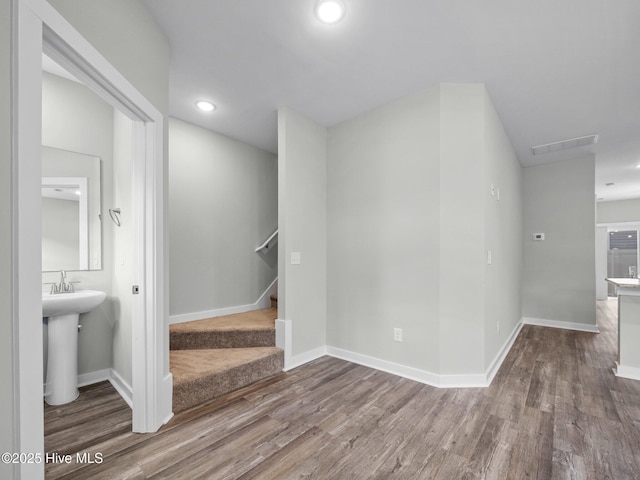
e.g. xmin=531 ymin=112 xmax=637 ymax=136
xmin=605 ymin=278 xmax=640 ymax=288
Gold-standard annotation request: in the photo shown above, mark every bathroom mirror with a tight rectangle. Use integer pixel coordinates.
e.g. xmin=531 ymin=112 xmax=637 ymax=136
xmin=42 ymin=146 xmax=102 ymax=271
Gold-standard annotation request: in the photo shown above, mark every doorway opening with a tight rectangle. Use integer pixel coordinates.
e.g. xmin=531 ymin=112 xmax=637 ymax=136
xmin=13 ymin=3 xmax=171 ymax=474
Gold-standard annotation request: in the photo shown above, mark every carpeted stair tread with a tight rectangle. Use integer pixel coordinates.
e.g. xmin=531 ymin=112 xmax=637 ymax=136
xmin=170 ymin=307 xmax=277 ymax=350
xmin=171 ymin=347 xmax=284 ymax=413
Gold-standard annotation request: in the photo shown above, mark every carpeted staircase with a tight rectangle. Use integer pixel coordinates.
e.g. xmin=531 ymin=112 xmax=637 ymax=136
xmin=170 ymin=305 xmax=283 ymax=413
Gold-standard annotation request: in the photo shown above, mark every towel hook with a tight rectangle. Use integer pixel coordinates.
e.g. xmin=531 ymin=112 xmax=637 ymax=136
xmin=109 ymin=208 xmax=122 ymax=227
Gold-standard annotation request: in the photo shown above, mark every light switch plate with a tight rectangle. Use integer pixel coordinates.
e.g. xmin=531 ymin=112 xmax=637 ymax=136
xmin=291 ymin=252 xmax=301 ymax=265
xmin=394 ymin=328 xmax=403 ymax=342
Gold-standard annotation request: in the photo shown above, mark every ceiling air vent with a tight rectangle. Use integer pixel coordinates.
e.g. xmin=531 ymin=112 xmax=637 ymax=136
xmin=531 ymin=134 xmax=599 ymax=156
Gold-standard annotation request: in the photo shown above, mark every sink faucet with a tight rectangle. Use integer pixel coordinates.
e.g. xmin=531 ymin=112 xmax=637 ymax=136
xmin=56 ymin=271 xmax=75 ymax=293
xmin=58 ymin=270 xmax=67 ymax=293
xmin=45 ymin=271 xmax=79 ymax=294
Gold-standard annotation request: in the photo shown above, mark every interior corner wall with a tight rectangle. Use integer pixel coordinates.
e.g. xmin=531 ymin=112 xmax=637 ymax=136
xmin=523 ymin=156 xmax=596 ymax=326
xmin=168 ymin=117 xmax=278 ymax=316
xmin=278 ymin=108 xmax=327 ymax=356
xmin=480 ymin=88 xmax=523 ymax=369
xmin=597 ymin=198 xmax=640 ymax=224
xmin=438 ymin=84 xmax=486 ymax=375
xmin=326 ymin=86 xmax=441 ymax=373
xmin=0 ymin=0 xmax=14 ymax=474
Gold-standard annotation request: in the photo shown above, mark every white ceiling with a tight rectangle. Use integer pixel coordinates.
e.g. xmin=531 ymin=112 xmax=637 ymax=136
xmin=143 ymin=0 xmax=640 ymax=202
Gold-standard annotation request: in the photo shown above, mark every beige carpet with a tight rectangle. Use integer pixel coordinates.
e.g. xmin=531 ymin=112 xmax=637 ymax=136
xmin=171 ymin=347 xmax=283 ymax=413
xmin=170 ymin=307 xmax=277 ymax=350
xmin=170 ymin=307 xmax=283 ymax=413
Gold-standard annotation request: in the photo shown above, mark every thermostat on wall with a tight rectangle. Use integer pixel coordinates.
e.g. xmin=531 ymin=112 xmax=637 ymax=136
xmin=533 ymin=233 xmax=545 ymax=241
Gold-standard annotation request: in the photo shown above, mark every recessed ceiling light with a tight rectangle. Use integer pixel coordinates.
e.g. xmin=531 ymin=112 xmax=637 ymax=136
xmin=636 ymin=163 xmax=640 ymax=168
xmin=315 ymin=0 xmax=346 ymax=24
xmin=195 ymin=100 xmax=216 ymax=112
xmin=605 ymin=182 xmax=615 ymax=187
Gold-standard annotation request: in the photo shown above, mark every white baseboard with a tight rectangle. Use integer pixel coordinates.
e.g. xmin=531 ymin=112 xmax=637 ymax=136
xmin=277 ymin=317 xmax=523 ymax=389
xmin=44 ymin=367 xmax=133 ymax=409
xmin=485 ymin=320 xmax=523 ymax=385
xmin=285 ymin=346 xmax=327 ymax=371
xmin=160 ymin=372 xmax=174 ymax=425
xmin=169 ymin=277 xmax=278 ymax=324
xmin=325 ymin=320 xmax=525 ymax=388
xmin=82 ymin=369 xmax=172 ymax=424
xmin=275 ymin=318 xmax=288 ymax=352
xmin=326 ymin=346 xmax=442 ymax=386
xmin=276 ymin=318 xmax=326 ymax=371
xmin=523 ymin=317 xmax=599 ymax=333
xmin=44 ymin=368 xmax=111 ymax=396
xmin=614 ymin=364 xmax=640 ymax=381
xmin=78 ymin=368 xmax=111 ymax=388
xmin=109 ymin=368 xmax=133 ymax=409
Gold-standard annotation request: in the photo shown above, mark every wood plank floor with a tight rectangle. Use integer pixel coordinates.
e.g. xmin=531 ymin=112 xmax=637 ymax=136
xmin=44 ymin=299 xmax=640 ymax=479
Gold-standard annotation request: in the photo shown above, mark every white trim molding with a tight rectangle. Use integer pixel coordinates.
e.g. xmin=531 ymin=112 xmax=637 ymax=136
xmin=109 ymin=369 xmax=133 ymax=409
xmin=326 ymin=320 xmax=524 ymax=388
xmin=613 ymin=364 xmax=640 ymax=382
xmin=170 ymin=278 xmax=278 ymax=325
xmin=43 ymin=368 xmax=111 ymax=397
xmin=42 ymin=368 xmax=133 ymax=409
xmin=276 ymin=318 xmax=327 ymax=371
xmin=326 ymin=346 xmax=443 ymax=386
xmin=78 ymin=368 xmax=110 ymax=388
xmin=486 ymin=320 xmax=524 ymax=384
xmin=275 ymin=318 xmax=288 ymax=353
xmin=278 ymin=319 xmax=525 ymax=389
xmin=523 ymin=317 xmax=600 ymax=333
xmin=286 ymin=346 xmax=328 ymax=371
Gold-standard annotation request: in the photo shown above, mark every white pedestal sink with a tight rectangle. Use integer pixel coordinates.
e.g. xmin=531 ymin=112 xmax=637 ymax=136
xmin=42 ymin=290 xmax=106 ymax=405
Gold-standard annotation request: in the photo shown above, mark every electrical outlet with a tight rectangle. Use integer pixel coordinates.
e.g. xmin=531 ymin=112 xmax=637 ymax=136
xmin=394 ymin=328 xmax=403 ymax=342
xmin=487 ymin=250 xmax=492 ymax=265
xmin=291 ymin=252 xmax=301 ymax=265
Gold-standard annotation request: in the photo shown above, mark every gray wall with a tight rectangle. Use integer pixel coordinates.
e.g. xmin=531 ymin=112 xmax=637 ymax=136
xmin=41 ymin=72 xmax=115 ymax=376
xmin=481 ymin=88 xmax=523 ymax=369
xmin=49 ymin=0 xmax=169 ymax=115
xmin=327 ymin=85 xmax=441 ymax=372
xmin=112 ymin=110 xmax=134 ymax=385
xmin=597 ymin=198 xmax=640 ymax=224
xmin=324 ymin=83 xmax=522 ymax=376
xmin=438 ymin=84 xmax=486 ymax=375
xmin=278 ymin=108 xmax=327 ymax=355
xmin=522 ymin=156 xmax=596 ymax=326
xmin=169 ymin=117 xmax=278 ymax=316
xmin=0 ymin=1 xmax=14 ymax=476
